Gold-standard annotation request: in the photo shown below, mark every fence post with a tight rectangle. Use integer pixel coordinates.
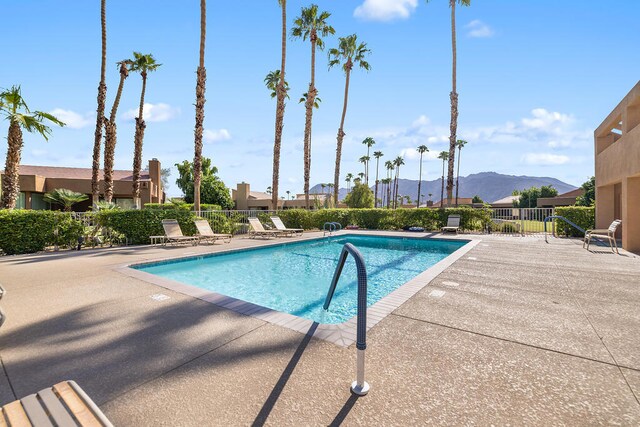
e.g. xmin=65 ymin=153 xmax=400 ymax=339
xmin=520 ymin=209 xmax=525 ymax=236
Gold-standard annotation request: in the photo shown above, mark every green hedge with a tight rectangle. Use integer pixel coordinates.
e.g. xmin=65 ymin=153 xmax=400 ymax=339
xmin=97 ymin=209 xmax=198 ymax=244
xmin=554 ymin=206 xmax=595 ymax=237
xmin=0 ymin=210 xmax=84 ymax=255
xmin=276 ymin=207 xmax=491 ymax=232
xmin=144 ymin=203 xmax=222 ymax=211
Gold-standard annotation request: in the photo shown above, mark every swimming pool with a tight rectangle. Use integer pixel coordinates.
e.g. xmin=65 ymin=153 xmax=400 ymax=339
xmin=134 ymin=235 xmax=468 ymax=324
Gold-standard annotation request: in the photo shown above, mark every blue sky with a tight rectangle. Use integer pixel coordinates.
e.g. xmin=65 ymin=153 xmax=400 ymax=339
xmin=2 ymin=0 xmax=639 ymax=197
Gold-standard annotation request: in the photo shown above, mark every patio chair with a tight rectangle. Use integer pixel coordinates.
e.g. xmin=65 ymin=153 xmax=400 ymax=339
xmin=194 ymin=219 xmax=232 ymax=244
xmin=441 ymin=214 xmax=461 ymax=234
xmin=583 ymin=219 xmax=622 ymax=254
xmin=269 ymin=216 xmax=304 ymax=236
xmin=247 ymin=217 xmax=283 ymax=239
xmin=0 ymin=380 xmax=114 ymax=426
xmin=161 ymin=219 xmax=199 ymax=246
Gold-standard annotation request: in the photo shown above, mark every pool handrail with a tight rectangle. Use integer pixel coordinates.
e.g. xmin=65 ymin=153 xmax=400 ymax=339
xmin=543 ymin=215 xmax=586 ymax=243
xmin=324 ymin=242 xmax=370 ymax=395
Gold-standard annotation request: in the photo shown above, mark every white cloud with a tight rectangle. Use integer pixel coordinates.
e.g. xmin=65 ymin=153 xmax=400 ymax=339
xmin=204 ymin=128 xmax=231 ymax=143
xmin=49 ymin=109 xmax=94 ymax=129
xmin=354 ymin=0 xmax=418 ymax=22
xmin=122 ymin=103 xmax=179 ymax=122
xmin=522 ymin=153 xmax=571 ymax=165
xmin=466 ymin=20 xmax=494 ymax=38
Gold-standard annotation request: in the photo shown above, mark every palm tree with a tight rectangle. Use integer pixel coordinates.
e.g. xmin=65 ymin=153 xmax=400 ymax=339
xmin=91 ymin=0 xmax=107 ymax=206
xmin=271 ymin=0 xmax=289 ymax=211
xmin=286 ymin=190 xmax=291 ymax=200
xmin=265 ymin=70 xmax=290 ymax=99
xmin=438 ymin=151 xmax=449 ymax=206
xmin=130 ymin=52 xmax=161 ymax=209
xmin=361 ymin=137 xmax=375 ymax=185
xmin=416 ymin=145 xmax=429 ymax=207
xmin=455 ymin=139 xmax=467 ymax=206
xmin=103 ymin=58 xmax=132 ymax=202
xmin=43 ymin=189 xmax=89 ymax=212
xmin=426 ymin=0 xmax=471 ymax=206
xmin=193 ymin=0 xmax=207 ymax=212
xmin=373 ymin=150 xmax=383 ymax=207
xmin=266 ymin=186 xmax=272 ymax=195
xmin=320 ymin=183 xmax=326 ymax=194
xmin=357 ymin=172 xmax=365 ymax=181
xmin=358 ymin=155 xmax=369 ymax=180
xmin=328 ymin=34 xmax=371 ymax=205
xmin=0 ymin=86 xmax=65 ymax=209
xmin=385 ymin=160 xmax=394 ymax=209
xmin=392 ymin=156 xmax=404 ymax=209
xmin=381 ymin=177 xmax=391 ymax=208
xmin=292 ymin=4 xmax=334 ymax=209
xmin=345 ymin=173 xmax=353 ymax=192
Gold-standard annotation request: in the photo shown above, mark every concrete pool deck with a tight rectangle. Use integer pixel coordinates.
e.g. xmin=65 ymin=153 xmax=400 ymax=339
xmin=0 ymin=231 xmax=639 ymax=425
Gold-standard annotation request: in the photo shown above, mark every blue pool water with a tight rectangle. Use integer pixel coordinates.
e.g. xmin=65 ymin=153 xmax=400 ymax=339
xmin=135 ymin=235 xmax=467 ymax=324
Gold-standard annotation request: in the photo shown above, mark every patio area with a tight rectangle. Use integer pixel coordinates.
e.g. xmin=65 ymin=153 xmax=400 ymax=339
xmin=1 ymin=232 xmax=639 ymax=425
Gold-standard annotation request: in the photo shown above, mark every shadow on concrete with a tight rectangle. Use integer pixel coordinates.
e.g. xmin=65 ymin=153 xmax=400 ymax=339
xmin=251 ymin=322 xmax=318 ymax=427
xmin=0 ymin=298 xmax=310 ymax=407
xmin=328 ymin=394 xmax=360 ymax=426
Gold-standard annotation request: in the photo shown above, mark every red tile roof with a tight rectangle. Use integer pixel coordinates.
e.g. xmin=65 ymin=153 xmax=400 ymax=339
xmin=4 ymin=165 xmax=151 ymax=181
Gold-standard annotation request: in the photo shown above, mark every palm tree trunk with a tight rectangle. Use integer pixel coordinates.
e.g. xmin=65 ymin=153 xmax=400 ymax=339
xmin=455 ymin=147 xmax=461 ymax=207
xmin=303 ymin=31 xmax=317 ymax=210
xmin=440 ymin=160 xmax=445 ymax=207
xmin=1 ymin=122 xmax=23 ymax=209
xmin=374 ymin=158 xmax=379 ymax=208
xmin=272 ymin=0 xmax=287 ymax=211
xmin=446 ymin=0 xmax=458 ymax=207
xmin=334 ymin=63 xmax=351 ymax=206
xmin=132 ymin=71 xmax=147 ymax=209
xmin=91 ymin=0 xmax=107 ymax=206
xmin=393 ymin=168 xmax=399 ymax=209
xmin=417 ymin=153 xmax=423 ymax=208
xmin=103 ymin=63 xmax=129 ymax=203
xmin=193 ymin=0 xmax=207 ymax=212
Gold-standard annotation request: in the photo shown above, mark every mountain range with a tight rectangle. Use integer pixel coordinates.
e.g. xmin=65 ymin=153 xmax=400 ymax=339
xmin=310 ymin=172 xmax=577 ymax=204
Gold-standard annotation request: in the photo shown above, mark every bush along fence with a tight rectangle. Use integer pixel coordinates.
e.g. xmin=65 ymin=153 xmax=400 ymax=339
xmin=0 ymin=206 xmax=595 ymax=255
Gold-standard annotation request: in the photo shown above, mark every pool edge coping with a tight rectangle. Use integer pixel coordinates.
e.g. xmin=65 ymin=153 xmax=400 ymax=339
xmin=115 ymin=232 xmax=481 ymax=348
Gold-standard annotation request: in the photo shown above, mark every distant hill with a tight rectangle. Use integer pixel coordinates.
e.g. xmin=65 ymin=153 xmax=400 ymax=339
xmin=310 ymin=172 xmax=577 ymax=203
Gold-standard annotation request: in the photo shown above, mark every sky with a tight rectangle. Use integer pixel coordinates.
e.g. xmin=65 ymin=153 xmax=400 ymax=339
xmin=1 ymin=0 xmax=639 ymax=198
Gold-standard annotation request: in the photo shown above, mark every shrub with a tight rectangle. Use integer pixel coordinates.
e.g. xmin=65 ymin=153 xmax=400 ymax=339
xmin=144 ymin=203 xmax=222 ymax=211
xmin=97 ymin=209 xmax=197 ymax=244
xmin=0 ymin=210 xmax=84 ymax=255
xmin=277 ymin=209 xmax=314 ymax=230
xmin=554 ymin=206 xmax=595 ymax=237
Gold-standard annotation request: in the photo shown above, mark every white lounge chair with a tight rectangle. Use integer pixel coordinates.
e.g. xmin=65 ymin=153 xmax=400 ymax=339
xmin=441 ymin=214 xmax=461 ymax=234
xmin=194 ymin=219 xmax=232 ymax=244
xmin=270 ymin=216 xmax=303 ymax=236
xmin=161 ymin=219 xmax=199 ymax=246
xmin=247 ymin=217 xmax=284 ymax=239
xmin=583 ymin=219 xmax=622 ymax=254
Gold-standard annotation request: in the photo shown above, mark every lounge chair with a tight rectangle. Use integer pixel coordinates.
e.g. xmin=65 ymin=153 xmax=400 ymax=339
xmin=441 ymin=214 xmax=461 ymax=234
xmin=194 ymin=219 xmax=232 ymax=244
xmin=270 ymin=216 xmax=304 ymax=236
xmin=0 ymin=380 xmax=114 ymax=426
xmin=583 ymin=219 xmax=622 ymax=254
xmin=247 ymin=217 xmax=283 ymax=239
xmin=161 ymin=219 xmax=199 ymax=246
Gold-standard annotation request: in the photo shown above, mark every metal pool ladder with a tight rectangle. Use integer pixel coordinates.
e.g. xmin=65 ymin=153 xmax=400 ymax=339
xmin=324 ymin=242 xmax=370 ymax=396
xmin=323 ymin=222 xmax=342 ymax=236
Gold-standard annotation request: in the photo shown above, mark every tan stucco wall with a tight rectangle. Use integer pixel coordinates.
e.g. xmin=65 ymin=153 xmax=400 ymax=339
xmin=595 ymin=81 xmax=640 ymax=252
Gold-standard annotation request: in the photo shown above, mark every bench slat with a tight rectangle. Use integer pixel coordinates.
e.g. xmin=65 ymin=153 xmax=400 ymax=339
xmin=3 ymin=400 xmax=31 ymax=426
xmin=20 ymin=394 xmax=53 ymax=427
xmin=37 ymin=388 xmax=76 ymax=427
xmin=53 ymin=382 xmax=102 ymax=427
xmin=0 ymin=409 xmax=8 ymax=427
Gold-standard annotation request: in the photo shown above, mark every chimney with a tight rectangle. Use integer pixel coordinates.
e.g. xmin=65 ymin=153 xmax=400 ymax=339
xmin=148 ymin=158 xmax=162 ymax=201
xmin=236 ymin=182 xmax=250 ymax=210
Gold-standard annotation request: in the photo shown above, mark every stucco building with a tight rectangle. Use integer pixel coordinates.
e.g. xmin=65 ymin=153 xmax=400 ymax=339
xmin=594 ymin=81 xmax=640 ymax=252
xmin=0 ymin=159 xmax=164 ymax=211
xmin=232 ymin=182 xmax=329 ymax=210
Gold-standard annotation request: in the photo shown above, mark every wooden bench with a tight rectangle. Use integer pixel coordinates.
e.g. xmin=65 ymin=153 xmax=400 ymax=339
xmin=0 ymin=381 xmax=113 ymax=427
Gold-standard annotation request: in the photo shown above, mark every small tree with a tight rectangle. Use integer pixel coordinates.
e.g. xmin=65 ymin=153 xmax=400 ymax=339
xmin=575 ymin=176 xmax=595 ymax=206
xmin=44 ymin=189 xmax=89 ymax=211
xmin=344 ymin=182 xmax=374 ymax=208
xmin=472 ymin=195 xmax=483 ymax=204
xmin=175 ymin=157 xmax=233 ymax=209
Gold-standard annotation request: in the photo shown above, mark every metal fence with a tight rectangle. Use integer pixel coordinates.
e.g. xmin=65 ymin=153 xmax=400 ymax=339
xmin=487 ymin=207 xmax=555 ymax=235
